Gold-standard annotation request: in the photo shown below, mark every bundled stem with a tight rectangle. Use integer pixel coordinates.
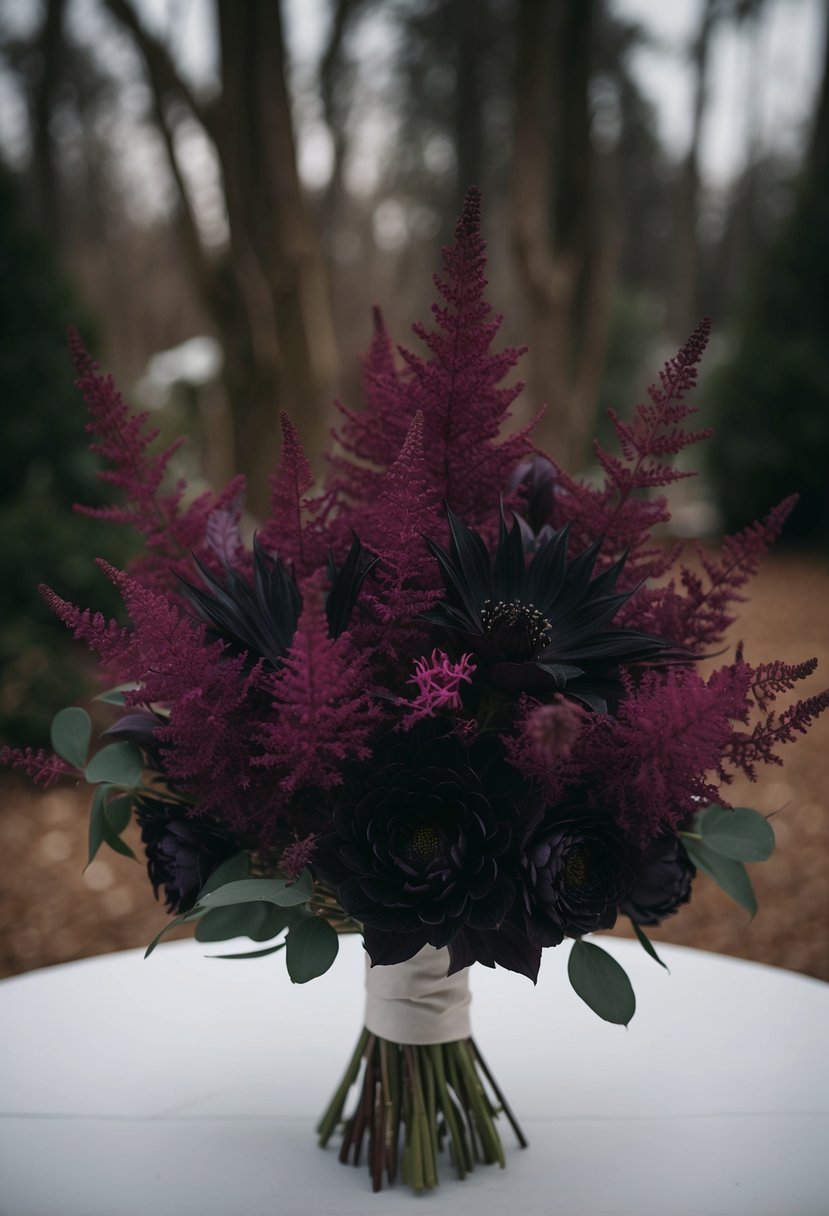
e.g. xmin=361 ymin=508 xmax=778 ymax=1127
xmin=317 ymin=1031 xmax=526 ymax=1192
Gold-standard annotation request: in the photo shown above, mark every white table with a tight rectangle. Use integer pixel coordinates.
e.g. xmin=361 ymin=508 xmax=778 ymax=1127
xmin=1 ymin=934 xmax=827 ymax=1216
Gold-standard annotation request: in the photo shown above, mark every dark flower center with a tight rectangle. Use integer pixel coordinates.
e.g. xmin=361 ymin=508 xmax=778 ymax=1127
xmin=406 ymin=824 xmax=443 ymax=865
xmin=564 ymin=850 xmax=588 ymax=888
xmin=480 ymin=598 xmax=552 ymax=660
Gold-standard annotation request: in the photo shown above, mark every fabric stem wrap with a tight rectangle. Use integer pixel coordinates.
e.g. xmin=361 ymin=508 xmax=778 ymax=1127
xmin=364 ymin=946 xmax=472 ymax=1045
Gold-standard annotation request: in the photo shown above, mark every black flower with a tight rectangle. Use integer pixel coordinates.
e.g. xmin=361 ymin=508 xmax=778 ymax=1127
xmin=179 ymin=532 xmax=375 ymax=671
xmin=134 ymin=797 xmax=237 ymax=914
xmin=422 ymin=506 xmax=674 ymax=711
xmin=521 ymin=806 xmax=635 ymax=945
xmin=312 ymin=725 xmax=540 ymax=979
xmin=620 ymin=832 xmax=696 ymax=926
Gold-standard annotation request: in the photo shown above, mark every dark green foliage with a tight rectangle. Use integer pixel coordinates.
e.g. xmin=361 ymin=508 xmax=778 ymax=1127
xmin=707 ymin=155 xmax=829 ymax=546
xmin=0 ymin=166 xmax=134 ymax=744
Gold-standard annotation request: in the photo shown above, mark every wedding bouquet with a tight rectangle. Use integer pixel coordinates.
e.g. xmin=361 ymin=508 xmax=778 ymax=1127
xmin=4 ymin=188 xmax=827 ymax=1193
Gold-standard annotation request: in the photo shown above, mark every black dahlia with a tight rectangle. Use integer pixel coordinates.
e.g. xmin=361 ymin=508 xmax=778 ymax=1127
xmin=620 ymin=832 xmax=696 ymax=926
xmin=422 ymin=506 xmax=674 ymax=711
xmin=312 ymin=725 xmax=541 ymax=980
xmin=179 ymin=532 xmax=375 ymax=671
xmin=521 ymin=806 xmax=636 ymax=945
xmin=134 ymin=796 xmax=237 ymax=914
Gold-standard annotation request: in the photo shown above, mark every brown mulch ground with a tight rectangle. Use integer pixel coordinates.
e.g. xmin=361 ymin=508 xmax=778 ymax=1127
xmin=1 ymin=550 xmax=828 ymax=983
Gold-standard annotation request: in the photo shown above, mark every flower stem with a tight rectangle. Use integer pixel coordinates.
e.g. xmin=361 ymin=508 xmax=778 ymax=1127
xmin=318 ymin=1031 xmax=526 ymax=1191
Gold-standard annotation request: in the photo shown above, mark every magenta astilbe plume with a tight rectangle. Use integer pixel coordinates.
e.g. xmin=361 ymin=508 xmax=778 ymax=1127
xmin=254 ymin=572 xmax=380 ymax=799
xmin=0 ymin=746 xmax=75 ymax=787
xmin=572 ymin=664 xmax=753 ymax=843
xmin=327 ymin=306 xmax=412 ymax=509
xmin=722 ymin=657 xmax=829 ymax=781
xmin=331 ymin=188 xmax=537 ymax=529
xmin=350 ymin=413 xmax=444 ymax=666
xmin=551 ymin=319 xmax=714 ymax=584
xmin=257 ymin=413 xmax=335 ymax=574
xmin=70 ymin=330 xmax=247 ymax=597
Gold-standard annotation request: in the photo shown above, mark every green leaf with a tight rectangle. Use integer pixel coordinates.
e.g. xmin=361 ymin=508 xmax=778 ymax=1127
xmin=207 ymin=943 xmax=287 ymax=960
xmin=631 ymin=921 xmax=669 ymax=971
xmin=51 ymin=707 xmax=91 ymax=769
xmin=286 ymin=915 xmax=339 ymax=983
xmin=86 ymin=785 xmax=108 ymax=869
xmin=104 ymin=795 xmax=133 ymax=835
xmin=93 ymin=682 xmax=140 ymax=706
xmin=699 ymin=805 xmax=775 ymax=863
xmin=196 ymin=852 xmax=250 ymax=900
xmin=195 ymin=902 xmax=294 ymax=943
xmin=85 ymin=742 xmax=144 ymax=788
xmin=567 ymin=939 xmax=636 ymax=1025
xmin=681 ymin=836 xmax=757 ymax=917
xmin=196 ymin=870 xmax=314 ymax=911
xmin=145 ymin=910 xmax=196 ymax=958
xmin=88 ymin=786 xmax=138 ymax=867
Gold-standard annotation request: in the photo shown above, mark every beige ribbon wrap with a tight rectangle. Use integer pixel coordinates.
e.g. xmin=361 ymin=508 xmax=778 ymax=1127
xmin=364 ymin=946 xmax=471 ymax=1045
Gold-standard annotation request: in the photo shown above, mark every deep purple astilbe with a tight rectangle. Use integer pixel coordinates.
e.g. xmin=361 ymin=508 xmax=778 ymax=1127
xmin=551 ymin=319 xmax=714 ymax=585
xmin=349 ymin=413 xmax=445 ymax=669
xmin=722 ymin=657 xmax=829 ymax=781
xmin=570 ymin=664 xmax=753 ymax=844
xmin=0 ymin=746 xmax=75 ymax=788
xmin=330 ymin=188 xmax=537 ymax=530
xmin=621 ymin=497 xmax=798 ymax=651
xmin=70 ymin=330 xmax=247 ymax=597
xmin=253 ymin=572 xmax=380 ymax=799
xmin=257 ymin=412 xmax=336 ymax=574
xmin=327 ymin=307 xmax=413 ymax=513
xmin=502 ymin=695 xmax=587 ymax=804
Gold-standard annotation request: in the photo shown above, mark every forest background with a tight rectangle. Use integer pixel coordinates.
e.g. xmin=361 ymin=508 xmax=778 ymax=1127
xmin=0 ymin=0 xmax=827 ymax=981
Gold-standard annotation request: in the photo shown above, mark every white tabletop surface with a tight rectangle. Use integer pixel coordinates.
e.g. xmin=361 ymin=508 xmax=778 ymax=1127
xmin=1 ymin=932 xmax=827 ymax=1216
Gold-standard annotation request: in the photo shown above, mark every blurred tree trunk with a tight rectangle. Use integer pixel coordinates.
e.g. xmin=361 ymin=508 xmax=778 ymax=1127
xmin=30 ymin=0 xmax=67 ymax=246
xmin=509 ymin=0 xmax=617 ymax=469
xmin=668 ymin=0 xmax=717 ymax=340
xmin=103 ymin=0 xmax=338 ymax=517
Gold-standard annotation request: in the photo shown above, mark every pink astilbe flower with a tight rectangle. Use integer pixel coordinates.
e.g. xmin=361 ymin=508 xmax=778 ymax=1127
xmin=254 ymin=572 xmax=380 ymax=797
xmin=258 ymin=412 xmax=336 ymax=574
xmin=70 ymin=330 xmax=247 ymax=597
xmin=401 ymin=650 xmax=476 ymax=726
xmin=573 ymin=664 xmax=754 ymax=844
xmin=0 ymin=746 xmax=76 ymax=788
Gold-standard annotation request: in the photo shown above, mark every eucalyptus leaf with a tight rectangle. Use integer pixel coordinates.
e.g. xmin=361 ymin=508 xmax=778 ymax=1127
xmin=567 ymin=939 xmax=636 ymax=1026
xmin=101 ymin=819 xmax=138 ymax=861
xmin=51 ymin=707 xmax=92 ymax=769
xmin=195 ymin=902 xmax=294 ymax=943
xmin=631 ymin=921 xmax=669 ymax=971
xmin=104 ymin=794 xmax=133 ymax=835
xmin=699 ymin=805 xmax=775 ymax=863
xmin=207 ymin=943 xmax=287 ymax=960
xmin=196 ymin=852 xmax=250 ymax=900
xmin=681 ymin=835 xmax=757 ymax=917
xmin=197 ymin=870 xmax=314 ymax=911
xmin=93 ymin=682 xmax=140 ymax=706
xmin=86 ymin=785 xmax=109 ymax=869
xmin=286 ymin=915 xmax=339 ymax=983
xmin=144 ymin=910 xmax=195 ymax=958
xmin=85 ymin=742 xmax=144 ymax=788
